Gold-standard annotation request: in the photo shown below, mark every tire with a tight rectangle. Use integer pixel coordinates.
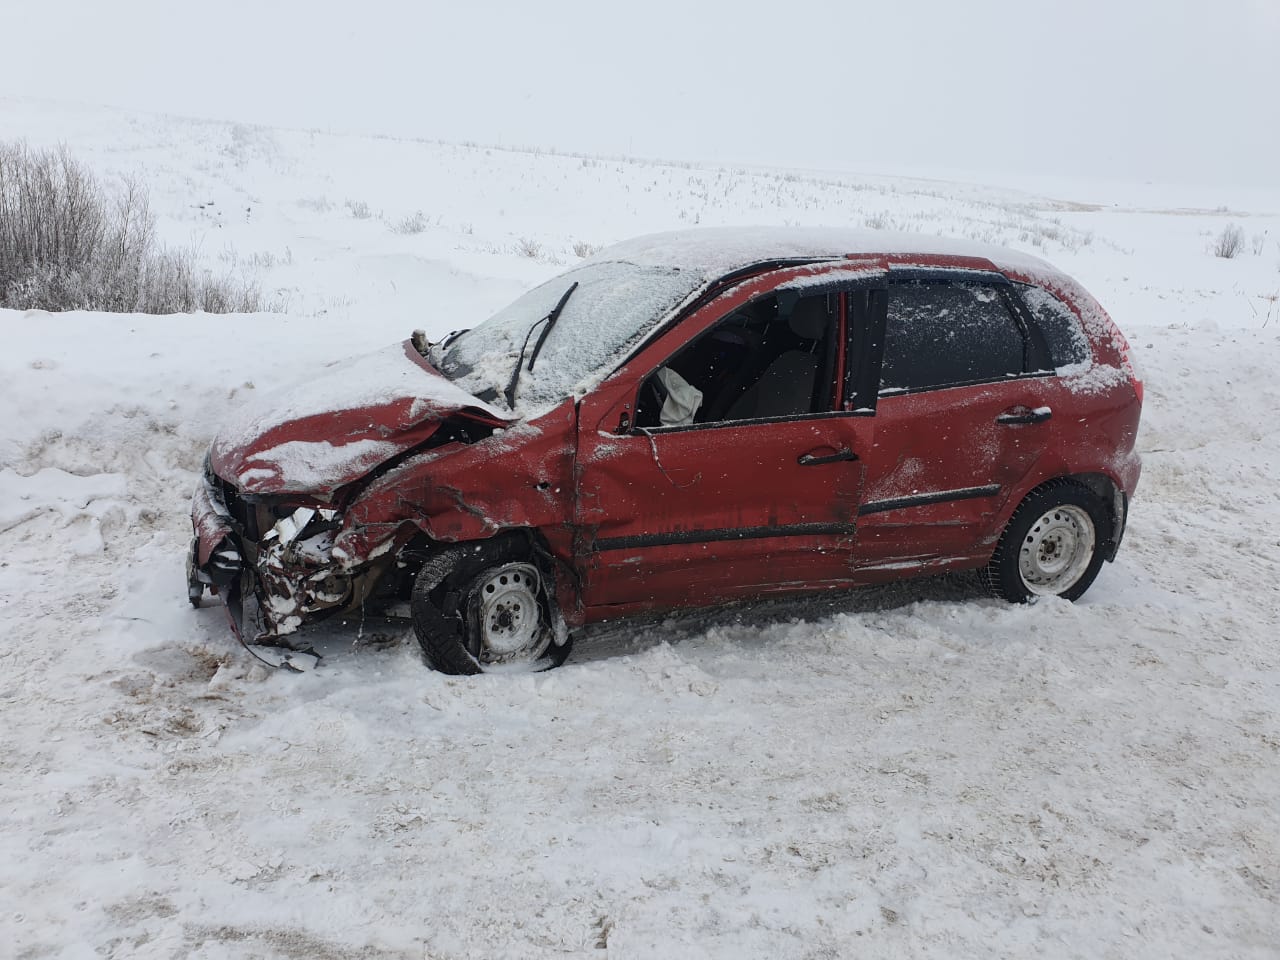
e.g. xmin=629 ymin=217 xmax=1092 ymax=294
xmin=983 ymin=480 xmax=1112 ymax=603
xmin=410 ymin=539 xmax=573 ymax=675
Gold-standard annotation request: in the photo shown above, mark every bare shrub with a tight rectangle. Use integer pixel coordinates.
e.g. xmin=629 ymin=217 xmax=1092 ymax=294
xmin=0 ymin=141 xmax=266 ymax=313
xmin=135 ymin=247 xmax=264 ymax=314
xmin=1214 ymin=224 xmax=1245 ymax=259
xmin=1252 ymin=231 xmax=1267 ymax=256
xmin=345 ymin=199 xmax=372 ymax=219
xmin=393 ymin=210 xmax=428 ymax=235
xmin=572 ymin=240 xmax=598 ymax=258
xmin=515 ymin=236 xmax=542 ymax=259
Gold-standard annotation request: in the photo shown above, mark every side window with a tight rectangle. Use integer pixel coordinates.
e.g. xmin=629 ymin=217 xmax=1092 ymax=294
xmin=1016 ymin=283 xmax=1090 ymax=368
xmin=635 ymin=292 xmax=836 ymax=428
xmin=880 ymin=282 xmax=1025 ymax=393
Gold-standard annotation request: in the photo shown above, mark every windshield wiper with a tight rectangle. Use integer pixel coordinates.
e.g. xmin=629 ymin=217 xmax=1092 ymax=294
xmin=503 ymin=281 xmax=579 ymax=409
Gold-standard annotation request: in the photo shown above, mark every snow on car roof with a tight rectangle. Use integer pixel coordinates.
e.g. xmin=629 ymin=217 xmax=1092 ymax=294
xmin=442 ymin=228 xmax=1067 ymax=420
xmin=587 ymin=226 xmax=1058 ymax=279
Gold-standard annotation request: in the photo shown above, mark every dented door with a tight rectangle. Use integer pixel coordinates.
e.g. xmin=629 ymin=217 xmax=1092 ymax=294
xmin=576 ymin=414 xmax=873 ymax=610
xmin=572 ymin=265 xmax=885 ymax=614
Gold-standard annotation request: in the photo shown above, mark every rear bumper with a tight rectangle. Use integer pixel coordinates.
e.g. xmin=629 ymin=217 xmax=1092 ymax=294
xmin=1106 ymin=449 xmax=1141 ymax=562
xmin=1105 ymin=490 xmax=1129 ymax=562
xmin=1118 ymin=449 xmax=1142 ymax=502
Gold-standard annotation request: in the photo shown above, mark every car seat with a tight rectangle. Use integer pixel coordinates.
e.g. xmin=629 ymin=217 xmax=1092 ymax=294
xmin=724 ymin=297 xmax=828 ymax=420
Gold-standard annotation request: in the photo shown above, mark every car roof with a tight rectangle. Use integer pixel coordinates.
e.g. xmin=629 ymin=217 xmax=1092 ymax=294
xmin=587 ymin=226 xmax=1058 ymax=282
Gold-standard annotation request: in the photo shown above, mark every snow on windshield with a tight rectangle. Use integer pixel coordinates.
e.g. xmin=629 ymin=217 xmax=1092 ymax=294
xmin=435 ymin=260 xmax=704 ymax=416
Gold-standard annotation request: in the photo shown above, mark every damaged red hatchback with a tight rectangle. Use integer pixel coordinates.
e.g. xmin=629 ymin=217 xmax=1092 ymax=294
xmin=189 ymin=228 xmax=1142 ymax=673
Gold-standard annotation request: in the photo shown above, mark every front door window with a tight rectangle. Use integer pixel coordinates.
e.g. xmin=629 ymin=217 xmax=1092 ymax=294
xmin=634 ymin=291 xmax=838 ymax=429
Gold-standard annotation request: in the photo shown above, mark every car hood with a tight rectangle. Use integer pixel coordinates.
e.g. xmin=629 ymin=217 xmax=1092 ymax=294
xmin=210 ymin=340 xmax=512 ymax=496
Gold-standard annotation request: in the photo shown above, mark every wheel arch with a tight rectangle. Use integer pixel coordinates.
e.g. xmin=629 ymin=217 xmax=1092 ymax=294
xmin=408 ymin=526 xmax=576 ymax=674
xmin=1063 ymin=471 xmax=1126 ymax=560
xmin=1000 ymin=472 xmax=1125 ymax=563
xmin=400 ymin=525 xmax=583 ymax=627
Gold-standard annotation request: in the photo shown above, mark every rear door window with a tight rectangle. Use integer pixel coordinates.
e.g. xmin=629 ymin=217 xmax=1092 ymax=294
xmin=880 ymin=282 xmax=1026 ymax=393
xmin=1016 ymin=283 xmax=1090 ymax=368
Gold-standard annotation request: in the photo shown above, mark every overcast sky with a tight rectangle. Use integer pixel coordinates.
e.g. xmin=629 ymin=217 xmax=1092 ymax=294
xmin=4 ymin=0 xmax=1278 ymax=187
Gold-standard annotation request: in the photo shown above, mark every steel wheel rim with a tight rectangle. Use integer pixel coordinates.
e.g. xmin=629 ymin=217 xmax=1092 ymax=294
xmin=472 ymin=563 xmax=549 ymax=663
xmin=1018 ymin=504 xmax=1096 ymax=596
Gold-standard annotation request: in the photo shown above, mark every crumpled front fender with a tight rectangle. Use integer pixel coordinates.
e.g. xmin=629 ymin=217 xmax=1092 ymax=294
xmin=330 ymin=521 xmax=418 ymax=570
xmin=192 ymin=477 xmax=234 ymax=567
xmin=336 ymin=403 xmax=578 ymax=553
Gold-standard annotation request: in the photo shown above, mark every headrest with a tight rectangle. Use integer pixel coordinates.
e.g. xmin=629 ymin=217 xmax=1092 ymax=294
xmin=789 ymin=297 xmax=829 ymax=340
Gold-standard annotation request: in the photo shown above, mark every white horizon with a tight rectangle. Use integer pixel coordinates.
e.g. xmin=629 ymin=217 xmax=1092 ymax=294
xmin=5 ymin=0 xmax=1278 ymax=190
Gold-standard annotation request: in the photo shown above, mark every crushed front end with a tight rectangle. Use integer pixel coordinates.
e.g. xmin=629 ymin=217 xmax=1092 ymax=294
xmin=188 ymin=456 xmax=362 ymax=644
xmin=184 ymin=339 xmax=520 ymax=645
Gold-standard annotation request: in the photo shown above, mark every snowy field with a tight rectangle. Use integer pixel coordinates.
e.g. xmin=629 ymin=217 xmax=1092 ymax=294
xmin=2 ymin=98 xmax=1279 ymax=959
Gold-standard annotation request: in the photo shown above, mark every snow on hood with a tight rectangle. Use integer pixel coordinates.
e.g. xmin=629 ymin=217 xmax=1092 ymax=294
xmin=210 ymin=340 xmax=510 ymax=495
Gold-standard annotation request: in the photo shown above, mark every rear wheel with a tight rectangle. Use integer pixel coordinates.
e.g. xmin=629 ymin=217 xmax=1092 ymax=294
xmin=410 ymin=541 xmax=573 ymax=675
xmin=983 ymin=481 xmax=1111 ymax=603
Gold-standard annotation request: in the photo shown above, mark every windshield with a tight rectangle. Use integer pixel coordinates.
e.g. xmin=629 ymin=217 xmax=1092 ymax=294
xmin=434 ymin=260 xmax=704 ymax=416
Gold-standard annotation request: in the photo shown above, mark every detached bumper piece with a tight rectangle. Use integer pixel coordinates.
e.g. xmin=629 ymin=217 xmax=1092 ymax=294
xmin=190 ymin=465 xmax=345 ymax=668
xmin=187 ymin=531 xmax=322 ymax=672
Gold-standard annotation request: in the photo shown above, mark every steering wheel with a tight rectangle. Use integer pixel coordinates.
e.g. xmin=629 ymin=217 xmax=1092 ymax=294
xmin=637 ymin=374 xmax=668 ymax=429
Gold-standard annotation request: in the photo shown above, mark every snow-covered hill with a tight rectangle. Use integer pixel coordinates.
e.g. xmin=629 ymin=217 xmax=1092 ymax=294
xmin=1 ymin=100 xmax=1278 ymax=959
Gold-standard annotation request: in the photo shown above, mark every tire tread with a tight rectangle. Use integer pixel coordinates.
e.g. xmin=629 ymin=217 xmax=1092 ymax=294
xmin=410 ymin=538 xmax=571 ymax=675
xmin=984 ymin=479 xmax=1111 ymax=604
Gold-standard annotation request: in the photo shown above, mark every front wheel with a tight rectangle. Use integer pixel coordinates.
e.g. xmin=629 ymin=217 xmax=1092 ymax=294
xmin=983 ymin=481 xmax=1111 ymax=603
xmin=410 ymin=541 xmax=573 ymax=675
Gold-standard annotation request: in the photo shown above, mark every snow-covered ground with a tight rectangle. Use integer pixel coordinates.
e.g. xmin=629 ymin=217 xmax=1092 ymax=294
xmin=2 ymin=98 xmax=1278 ymax=959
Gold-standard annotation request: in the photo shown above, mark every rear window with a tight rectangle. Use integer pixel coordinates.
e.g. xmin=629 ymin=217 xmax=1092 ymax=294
xmin=880 ymin=282 xmax=1025 ymax=392
xmin=1018 ymin=283 xmax=1090 ymax=368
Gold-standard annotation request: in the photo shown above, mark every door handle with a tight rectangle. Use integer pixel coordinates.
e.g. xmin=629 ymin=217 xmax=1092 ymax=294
xmin=798 ymin=448 xmax=859 ymax=466
xmin=997 ymin=407 xmax=1052 ymax=425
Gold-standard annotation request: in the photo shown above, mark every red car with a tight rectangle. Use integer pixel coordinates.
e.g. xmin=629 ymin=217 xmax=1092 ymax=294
xmin=189 ymin=228 xmax=1142 ymax=673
